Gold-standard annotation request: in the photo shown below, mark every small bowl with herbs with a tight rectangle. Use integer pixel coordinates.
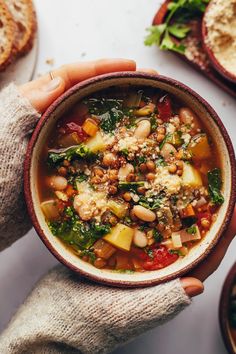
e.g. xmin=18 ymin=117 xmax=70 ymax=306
xmin=220 ymin=263 xmax=236 ymax=354
xmin=24 ymin=72 xmax=236 ymax=287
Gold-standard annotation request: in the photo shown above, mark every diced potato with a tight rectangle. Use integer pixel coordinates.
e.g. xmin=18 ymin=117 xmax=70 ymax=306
xmin=103 ymin=223 xmax=134 ymax=251
xmin=171 ymin=233 xmax=182 ymax=248
xmin=179 ymin=225 xmax=201 ymax=243
xmin=188 ymin=134 xmax=211 ymax=160
xmin=182 ymin=163 xmax=203 ymax=187
xmin=85 ymin=131 xmax=106 ymax=152
xmin=41 ymin=200 xmax=59 ymax=220
xmin=107 ymin=200 xmax=128 ymax=219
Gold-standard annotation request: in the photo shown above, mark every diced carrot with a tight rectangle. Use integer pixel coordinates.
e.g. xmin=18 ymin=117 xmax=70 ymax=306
xmin=66 ymin=185 xmax=77 ymax=197
xmin=82 ymin=118 xmax=98 ymax=137
xmin=180 ymin=204 xmax=195 ymax=218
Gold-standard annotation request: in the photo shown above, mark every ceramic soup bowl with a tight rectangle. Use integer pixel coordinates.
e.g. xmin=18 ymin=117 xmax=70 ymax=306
xmin=24 ymin=72 xmax=236 ymax=287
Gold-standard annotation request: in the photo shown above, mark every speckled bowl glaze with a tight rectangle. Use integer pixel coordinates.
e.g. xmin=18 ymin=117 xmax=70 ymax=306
xmin=219 ymin=263 xmax=236 ymax=354
xmin=202 ymin=3 xmax=236 ymax=84
xmin=24 ymin=72 xmax=236 ymax=287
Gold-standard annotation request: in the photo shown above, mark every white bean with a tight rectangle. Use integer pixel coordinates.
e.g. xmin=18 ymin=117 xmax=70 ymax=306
xmin=73 ymin=194 xmax=94 ymax=221
xmin=160 ymin=143 xmax=177 ymax=160
xmin=179 ymin=107 xmax=196 ymax=124
xmin=118 ymin=163 xmax=134 ymax=181
xmin=48 ymin=175 xmax=68 ymax=190
xmin=132 ymin=205 xmax=156 ymax=222
xmin=134 ymin=120 xmax=151 ymax=139
xmin=133 ymin=229 xmax=148 ymax=248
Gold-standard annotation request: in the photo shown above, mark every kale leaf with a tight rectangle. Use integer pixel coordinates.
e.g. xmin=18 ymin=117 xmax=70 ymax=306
xmin=207 ymin=168 xmax=224 ymax=205
xmin=85 ymin=98 xmax=124 ymax=133
xmin=48 ymin=144 xmax=96 ymax=167
xmin=48 ymin=207 xmax=110 ymax=250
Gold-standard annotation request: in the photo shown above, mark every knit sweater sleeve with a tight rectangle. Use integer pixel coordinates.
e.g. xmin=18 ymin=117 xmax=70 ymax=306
xmin=0 ymin=266 xmax=191 ymax=354
xmin=0 ymin=84 xmax=41 ymax=251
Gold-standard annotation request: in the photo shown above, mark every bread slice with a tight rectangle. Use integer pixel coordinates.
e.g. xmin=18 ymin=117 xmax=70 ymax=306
xmin=0 ymin=1 xmax=15 ymax=71
xmin=4 ymin=0 xmax=37 ymax=56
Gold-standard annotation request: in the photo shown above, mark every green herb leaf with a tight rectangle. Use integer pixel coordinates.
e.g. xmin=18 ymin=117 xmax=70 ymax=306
xmin=153 ymin=229 xmax=163 ymax=243
xmin=168 ymin=24 xmax=191 ymax=38
xmin=118 ymin=181 xmax=144 ymax=193
xmin=208 ymin=168 xmax=224 ymax=205
xmin=144 ymin=24 xmax=167 ymax=46
xmin=186 ymin=225 xmax=197 ymax=235
xmin=139 ymin=194 xmax=163 ymax=210
xmin=48 ymin=208 xmax=110 ymax=250
xmin=48 ymin=144 xmax=96 ymax=167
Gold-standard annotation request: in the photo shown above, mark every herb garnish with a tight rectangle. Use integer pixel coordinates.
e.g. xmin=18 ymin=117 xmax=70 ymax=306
xmin=207 ymin=168 xmax=224 ymax=205
xmin=186 ymin=225 xmax=197 ymax=235
xmin=139 ymin=194 xmax=163 ymax=210
xmin=144 ymin=0 xmax=210 ymax=54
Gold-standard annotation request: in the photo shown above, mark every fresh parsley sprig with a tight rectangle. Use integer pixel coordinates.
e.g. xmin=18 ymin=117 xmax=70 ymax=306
xmin=144 ymin=0 xmax=210 ymax=53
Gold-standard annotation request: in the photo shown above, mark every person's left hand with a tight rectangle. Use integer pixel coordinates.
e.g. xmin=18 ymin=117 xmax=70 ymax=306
xmin=19 ymin=58 xmax=136 ymax=112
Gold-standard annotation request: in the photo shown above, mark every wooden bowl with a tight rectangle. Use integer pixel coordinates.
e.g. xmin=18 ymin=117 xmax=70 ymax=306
xmin=24 ymin=72 xmax=236 ymax=287
xmin=220 ymin=263 xmax=236 ymax=354
xmin=202 ymin=2 xmax=236 ymax=84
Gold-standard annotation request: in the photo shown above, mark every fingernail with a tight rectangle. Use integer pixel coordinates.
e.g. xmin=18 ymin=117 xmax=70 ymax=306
xmin=186 ymin=285 xmax=204 ymax=297
xmin=43 ymin=77 xmax=62 ymax=92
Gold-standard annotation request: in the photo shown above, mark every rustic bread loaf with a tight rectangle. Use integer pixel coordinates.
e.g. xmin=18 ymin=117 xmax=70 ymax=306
xmin=0 ymin=0 xmax=15 ymax=71
xmin=4 ymin=0 xmax=37 ymax=56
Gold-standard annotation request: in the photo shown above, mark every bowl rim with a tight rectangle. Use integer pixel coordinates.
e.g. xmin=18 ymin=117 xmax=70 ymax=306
xmin=219 ymin=262 xmax=236 ymax=354
xmin=202 ymin=3 xmax=236 ymax=84
xmin=24 ymin=71 xmax=236 ymax=287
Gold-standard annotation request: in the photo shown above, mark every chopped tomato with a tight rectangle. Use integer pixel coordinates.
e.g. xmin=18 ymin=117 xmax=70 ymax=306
xmin=132 ymin=245 xmax=178 ymax=270
xmin=157 ymin=94 xmax=172 ymax=121
xmin=64 ymin=122 xmax=88 ymax=141
xmin=196 ymin=211 xmax=212 ymax=231
xmin=143 ymin=245 xmax=178 ymax=271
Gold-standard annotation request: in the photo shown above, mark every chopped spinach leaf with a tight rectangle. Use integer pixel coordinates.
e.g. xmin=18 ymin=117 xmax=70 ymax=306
xmin=208 ymin=168 xmax=224 ymax=205
xmin=118 ymin=181 xmax=144 ymax=192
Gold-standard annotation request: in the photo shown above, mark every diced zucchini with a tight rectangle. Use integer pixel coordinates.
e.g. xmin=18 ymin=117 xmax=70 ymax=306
xmin=85 ymin=131 xmax=106 ymax=152
xmin=41 ymin=200 xmax=59 ymax=220
xmin=188 ymin=134 xmax=211 ymax=160
xmin=182 ymin=163 xmax=202 ymax=187
xmin=107 ymin=200 xmax=128 ymax=219
xmin=103 ymin=223 xmax=134 ymax=251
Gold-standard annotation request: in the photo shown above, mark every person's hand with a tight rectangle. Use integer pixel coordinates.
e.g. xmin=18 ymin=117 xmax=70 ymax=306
xmin=19 ymin=59 xmax=236 ymax=298
xmin=19 ymin=58 xmax=136 ymax=112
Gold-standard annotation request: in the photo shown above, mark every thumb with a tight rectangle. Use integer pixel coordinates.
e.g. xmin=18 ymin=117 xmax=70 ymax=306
xmin=21 ymin=77 xmax=66 ymax=113
xmin=180 ymin=277 xmax=204 ymax=297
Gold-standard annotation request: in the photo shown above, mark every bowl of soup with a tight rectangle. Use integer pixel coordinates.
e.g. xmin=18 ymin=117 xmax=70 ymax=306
xmin=24 ymin=72 xmax=236 ymax=287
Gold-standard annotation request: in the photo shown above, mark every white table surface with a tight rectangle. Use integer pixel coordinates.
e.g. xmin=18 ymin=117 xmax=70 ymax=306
xmin=0 ymin=1 xmax=235 ymax=353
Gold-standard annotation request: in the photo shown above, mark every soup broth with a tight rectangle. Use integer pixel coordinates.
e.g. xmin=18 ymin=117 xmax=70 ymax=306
xmin=38 ymin=87 xmax=224 ymax=272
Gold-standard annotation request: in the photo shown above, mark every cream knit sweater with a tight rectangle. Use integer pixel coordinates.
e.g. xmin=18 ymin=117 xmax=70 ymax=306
xmin=0 ymin=84 xmax=191 ymax=354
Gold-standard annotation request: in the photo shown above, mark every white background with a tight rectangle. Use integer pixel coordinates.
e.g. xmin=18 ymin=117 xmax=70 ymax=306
xmin=0 ymin=1 xmax=236 ymax=353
